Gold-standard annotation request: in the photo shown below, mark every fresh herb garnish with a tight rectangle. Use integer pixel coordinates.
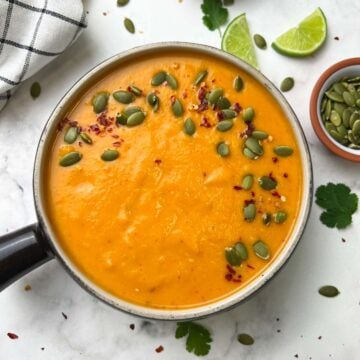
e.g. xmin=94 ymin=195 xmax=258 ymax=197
xmin=315 ymin=183 xmax=358 ymax=229
xmin=201 ymin=0 xmax=229 ymax=35
xmin=175 ymin=322 xmax=212 ymax=356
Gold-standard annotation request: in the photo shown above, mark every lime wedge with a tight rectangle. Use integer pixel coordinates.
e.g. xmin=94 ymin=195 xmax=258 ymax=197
xmin=221 ymin=14 xmax=258 ymax=69
xmin=272 ymin=8 xmax=327 ymax=57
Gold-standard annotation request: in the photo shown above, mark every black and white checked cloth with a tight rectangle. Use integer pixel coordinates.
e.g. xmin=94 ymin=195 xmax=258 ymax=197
xmin=0 ymin=0 xmax=87 ymax=111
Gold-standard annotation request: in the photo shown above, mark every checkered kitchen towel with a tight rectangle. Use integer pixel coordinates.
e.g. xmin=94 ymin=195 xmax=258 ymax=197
xmin=0 ymin=0 xmax=87 ymax=111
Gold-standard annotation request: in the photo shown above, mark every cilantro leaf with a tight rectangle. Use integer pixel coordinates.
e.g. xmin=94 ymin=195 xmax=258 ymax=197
xmin=315 ymin=183 xmax=358 ymax=229
xmin=201 ymin=0 xmax=229 ymax=35
xmin=176 ymin=322 xmax=212 ymax=356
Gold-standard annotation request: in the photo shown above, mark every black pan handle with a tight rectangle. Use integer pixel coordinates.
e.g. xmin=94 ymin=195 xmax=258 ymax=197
xmin=0 ymin=224 xmax=54 ymax=291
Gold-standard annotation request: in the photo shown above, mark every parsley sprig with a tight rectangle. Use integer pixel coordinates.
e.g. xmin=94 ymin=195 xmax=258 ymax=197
xmin=201 ymin=0 xmax=229 ymax=36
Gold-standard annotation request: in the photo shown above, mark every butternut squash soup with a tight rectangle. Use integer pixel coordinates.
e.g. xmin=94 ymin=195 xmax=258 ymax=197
xmin=46 ymin=51 xmax=303 ymax=309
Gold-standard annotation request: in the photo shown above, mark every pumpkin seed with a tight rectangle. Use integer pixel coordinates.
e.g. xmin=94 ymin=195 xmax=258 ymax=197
xmin=336 ymin=124 xmax=347 ymax=137
xmin=241 ymin=174 xmax=254 ymax=190
xmin=330 ymin=110 xmax=342 ymax=126
xmin=356 ymin=99 xmax=360 ymax=108
xmin=318 ymin=285 xmax=340 ymax=298
xmin=92 ymin=92 xmax=109 ymax=113
xmin=208 ymin=88 xmax=224 ymax=105
xmin=217 ymin=142 xmax=230 ymax=157
xmin=320 ymin=97 xmax=327 ymax=113
xmin=116 ymin=113 xmax=128 ymax=125
xmin=101 ymin=149 xmax=119 ymax=161
xmin=184 ymin=118 xmax=196 ymax=136
xmin=59 ymin=152 xmax=82 ymax=167
xmin=325 ymin=99 xmax=332 ymax=120
xmin=244 ymin=203 xmax=256 ymax=221
xmin=217 ymin=96 xmax=231 ymax=110
xmin=280 ymin=77 xmax=294 ymax=92
xmin=333 ymin=82 xmax=346 ymax=95
xmin=127 ymin=111 xmax=145 ymax=127
xmin=343 ymin=91 xmax=355 ymax=106
xmin=253 ymin=34 xmax=267 ymax=49
xmin=329 ymin=129 xmax=343 ymax=142
xmin=352 ymin=119 xmax=360 ymax=136
xmin=151 ymin=71 xmax=166 ymax=86
xmin=113 ymin=90 xmax=134 ymax=104
xmin=166 ymin=73 xmax=178 ymax=90
xmin=348 ymin=76 xmax=360 ymax=83
xmin=193 ymin=70 xmax=208 ymax=86
xmin=225 ymin=246 xmax=242 ymax=267
xmin=238 ymin=334 xmax=254 ymax=346
xmin=30 ymin=82 xmax=41 ymax=99
xmin=242 ymin=107 xmax=255 ymax=122
xmin=342 ymin=108 xmax=352 ymax=127
xmin=325 ymin=123 xmax=336 ymax=133
xmin=274 ymin=211 xmax=287 ymax=224
xmin=349 ymin=143 xmax=360 ymax=149
xmin=325 ymin=91 xmax=344 ymax=103
xmin=262 ymin=212 xmax=272 ymax=226
xmin=124 ymin=17 xmax=135 ymax=34
xmin=128 ymin=85 xmax=142 ymax=96
xmin=259 ymin=175 xmax=277 ymax=190
xmin=333 ymin=102 xmax=346 ymax=117
xmin=124 ymin=106 xmax=142 ymax=117
xmin=251 ymin=130 xmax=269 ymax=140
xmin=220 ymin=109 xmax=237 ymax=119
xmin=147 ymin=92 xmax=159 ymax=112
xmin=234 ymin=242 xmax=248 ymax=260
xmin=117 ymin=0 xmax=129 ymax=6
xmin=350 ymin=111 xmax=360 ymax=127
xmin=253 ymin=240 xmax=270 ymax=260
xmin=64 ymin=127 xmax=78 ymax=144
xmin=216 ymin=120 xmax=233 ymax=132
xmin=171 ymin=98 xmax=183 ymax=117
xmin=233 ymin=76 xmax=244 ymax=91
xmin=245 ymin=137 xmax=263 ymax=156
xmin=79 ymin=132 xmax=92 ymax=144
xmin=243 ymin=147 xmax=258 ymax=159
xmin=274 ymin=145 xmax=293 ymax=157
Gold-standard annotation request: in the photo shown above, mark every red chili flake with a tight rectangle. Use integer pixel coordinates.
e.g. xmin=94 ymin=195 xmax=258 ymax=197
xmin=203 ymin=172 xmax=207 ymax=177
xmin=68 ymin=120 xmax=78 ymax=127
xmin=334 ymin=36 xmax=339 ymax=40
xmin=226 ymin=265 xmax=236 ymax=275
xmin=232 ymin=102 xmax=242 ymax=113
xmin=129 ymin=324 xmax=135 ymax=330
xmin=225 ymin=273 xmax=233 ymax=281
xmin=154 ymin=159 xmax=162 ymax=164
xmin=198 ymin=87 xmax=207 ymax=102
xmin=89 ymin=124 xmax=100 ymax=134
xmin=251 ymin=191 xmax=255 ymax=197
xmin=24 ymin=284 xmax=31 ymax=291
xmin=61 ymin=312 xmax=68 ymax=320
xmin=155 ymin=345 xmax=164 ymax=353
xmin=247 ymin=264 xmax=255 ymax=270
xmin=182 ymin=91 xmax=188 ymax=99
xmin=283 ymin=173 xmax=288 ymax=178
xmin=240 ymin=122 xmax=255 ymax=138
xmin=271 ymin=191 xmax=281 ymax=198
xmin=78 ymin=141 xmax=83 ymax=147
xmin=211 ymin=79 xmax=216 ymax=83
xmin=97 ymin=112 xmax=113 ymax=127
xmin=244 ymin=199 xmax=255 ymax=206
xmin=113 ymin=141 xmax=121 ymax=147
xmin=197 ymin=102 xmax=208 ymax=112
xmin=268 ymin=172 xmax=276 ymax=182
xmin=272 ymin=157 xmax=278 ymax=163
xmin=200 ymin=117 xmax=212 ymax=128
xmin=7 ymin=333 xmax=18 ymax=340
xmin=233 ymin=185 xmax=242 ymax=191
xmin=217 ymin=111 xmax=225 ymax=121
xmin=112 ymin=134 xmax=120 ymax=139
xmin=170 ymin=95 xmax=176 ymax=104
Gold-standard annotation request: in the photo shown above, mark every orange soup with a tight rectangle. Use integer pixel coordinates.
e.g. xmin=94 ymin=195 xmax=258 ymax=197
xmin=46 ymin=51 xmax=302 ymax=309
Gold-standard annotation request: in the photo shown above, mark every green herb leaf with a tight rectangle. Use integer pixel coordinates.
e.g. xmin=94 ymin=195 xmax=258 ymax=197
xmin=201 ymin=0 xmax=229 ymax=35
xmin=315 ymin=183 xmax=358 ymax=229
xmin=175 ymin=322 xmax=212 ymax=356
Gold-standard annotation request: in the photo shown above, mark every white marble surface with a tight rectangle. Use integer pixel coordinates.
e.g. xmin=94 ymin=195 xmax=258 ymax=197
xmin=1 ymin=0 xmax=360 ymax=359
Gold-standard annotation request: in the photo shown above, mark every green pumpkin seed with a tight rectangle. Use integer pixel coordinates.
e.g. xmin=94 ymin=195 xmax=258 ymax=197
xmin=333 ymin=82 xmax=346 ymax=95
xmin=342 ymin=108 xmax=352 ymax=127
xmin=349 ymin=143 xmax=360 ymax=149
xmin=233 ymin=76 xmax=244 ymax=91
xmin=117 ymin=0 xmax=129 ymax=6
xmin=184 ymin=118 xmax=196 ymax=136
xmin=92 ymin=92 xmax=109 ymax=113
xmin=127 ymin=111 xmax=145 ymax=127
xmin=242 ymin=107 xmax=255 ymax=122
xmin=259 ymin=176 xmax=277 ymax=190
xmin=59 ymin=152 xmax=82 ymax=167
xmin=225 ymin=246 xmax=242 ymax=267
xmin=208 ymin=88 xmax=224 ymax=105
xmin=128 ymin=85 xmax=142 ymax=96
xmin=325 ymin=99 xmax=332 ymax=120
xmin=241 ymin=174 xmax=254 ymax=190
xmin=253 ymin=34 xmax=267 ymax=49
xmin=216 ymin=120 xmax=233 ymax=132
xmin=325 ymin=91 xmax=344 ymax=103
xmin=253 ymin=240 xmax=270 ymax=260
xmin=280 ymin=77 xmax=294 ymax=92
xmin=336 ymin=124 xmax=347 ymax=137
xmin=348 ymin=131 xmax=356 ymax=144
xmin=217 ymin=142 xmax=230 ymax=157
xmin=262 ymin=212 xmax=272 ymax=226
xmin=216 ymin=96 xmax=231 ymax=110
xmin=352 ymin=119 xmax=360 ymax=136
xmin=318 ymin=285 xmax=340 ymax=298
xmin=251 ymin=130 xmax=269 ymax=140
xmin=166 ymin=73 xmax=178 ymax=90
xmin=101 ymin=149 xmax=119 ymax=161
xmin=64 ymin=127 xmax=78 ymax=144
xmin=245 ymin=137 xmax=263 ymax=156
xmin=220 ymin=109 xmax=237 ymax=119
xmin=238 ymin=334 xmax=254 ymax=346
xmin=343 ymin=91 xmax=355 ymax=106
xmin=329 ymin=130 xmax=343 ymax=142
xmin=330 ymin=110 xmax=342 ymax=126
xmin=171 ymin=98 xmax=183 ymax=117
xmin=350 ymin=111 xmax=360 ymax=127
xmin=151 ymin=71 xmax=166 ymax=86
xmin=30 ymin=82 xmax=41 ymax=99
xmin=333 ymin=102 xmax=346 ymax=116
xmin=325 ymin=123 xmax=337 ymax=133
xmin=356 ymin=99 xmax=360 ymax=108
xmin=124 ymin=106 xmax=142 ymax=117
xmin=79 ymin=132 xmax=92 ymax=144
xmin=320 ymin=97 xmax=327 ymax=113
xmin=113 ymin=90 xmax=134 ymax=104
xmin=147 ymin=92 xmax=160 ymax=112
xmin=193 ymin=70 xmax=208 ymax=86
xmin=273 ymin=145 xmax=293 ymax=157
xmin=124 ymin=17 xmax=135 ymax=34
xmin=244 ymin=203 xmax=256 ymax=221
xmin=234 ymin=242 xmax=248 ymax=260
xmin=243 ymin=147 xmax=258 ymax=159
xmin=274 ymin=211 xmax=287 ymax=224
xmin=116 ymin=113 xmax=128 ymax=125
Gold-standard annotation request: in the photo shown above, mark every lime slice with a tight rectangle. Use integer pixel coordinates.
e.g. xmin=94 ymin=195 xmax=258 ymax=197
xmin=272 ymin=8 xmax=327 ymax=57
xmin=221 ymin=14 xmax=258 ymax=69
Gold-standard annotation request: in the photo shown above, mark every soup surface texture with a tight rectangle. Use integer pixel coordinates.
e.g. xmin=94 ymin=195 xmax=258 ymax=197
xmin=46 ymin=51 xmax=303 ymax=309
